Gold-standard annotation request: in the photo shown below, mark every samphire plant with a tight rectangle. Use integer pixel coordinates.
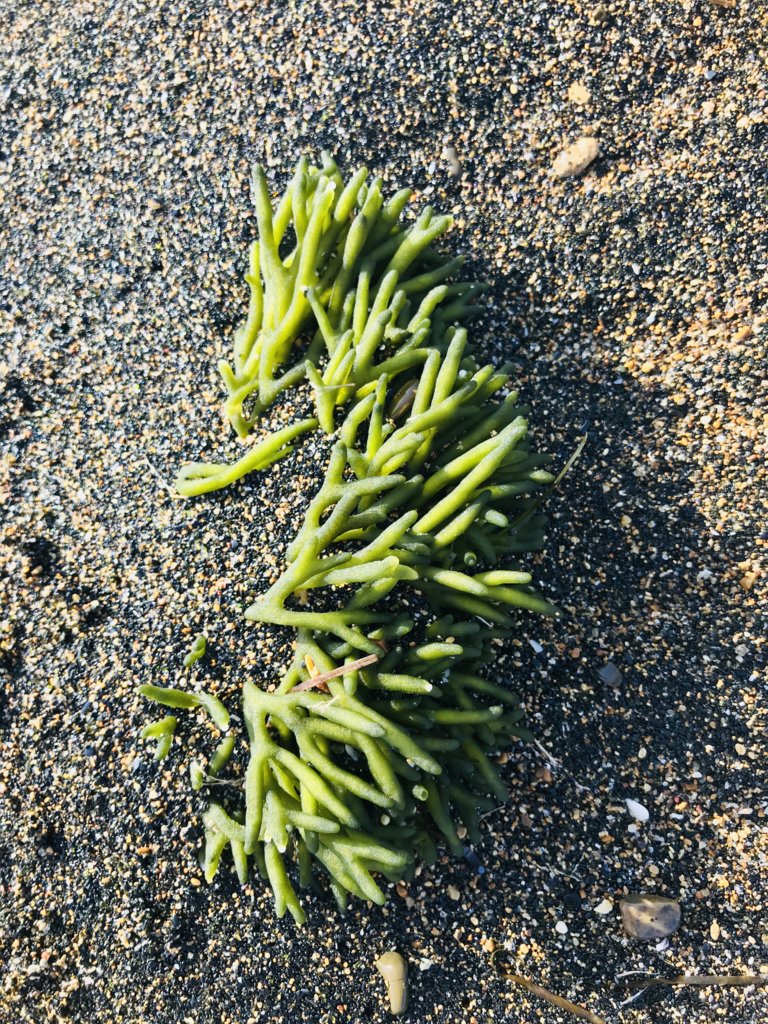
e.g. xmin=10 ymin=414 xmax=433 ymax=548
xmin=140 ymin=153 xmax=562 ymax=924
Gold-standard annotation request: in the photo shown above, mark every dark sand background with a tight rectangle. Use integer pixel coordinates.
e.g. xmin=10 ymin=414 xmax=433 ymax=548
xmin=1 ymin=1 xmax=766 ymax=1022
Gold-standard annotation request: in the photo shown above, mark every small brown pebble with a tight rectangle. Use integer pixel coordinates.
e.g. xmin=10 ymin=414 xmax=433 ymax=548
xmin=710 ymin=921 xmax=721 ymax=940
xmin=709 ymin=0 xmax=736 ymax=8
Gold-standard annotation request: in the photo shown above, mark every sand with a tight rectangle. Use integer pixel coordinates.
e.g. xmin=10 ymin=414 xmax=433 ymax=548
xmin=1 ymin=1 xmax=766 ymax=1022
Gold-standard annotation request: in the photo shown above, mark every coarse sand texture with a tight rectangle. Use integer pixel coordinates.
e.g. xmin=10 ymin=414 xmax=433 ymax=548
xmin=0 ymin=2 xmax=765 ymax=1023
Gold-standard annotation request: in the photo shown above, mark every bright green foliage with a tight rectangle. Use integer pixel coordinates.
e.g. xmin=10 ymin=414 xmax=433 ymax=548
xmin=140 ymin=155 xmax=563 ymax=924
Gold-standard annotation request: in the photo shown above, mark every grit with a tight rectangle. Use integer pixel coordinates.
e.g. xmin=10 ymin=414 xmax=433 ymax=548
xmin=0 ymin=1 xmax=766 ymax=1023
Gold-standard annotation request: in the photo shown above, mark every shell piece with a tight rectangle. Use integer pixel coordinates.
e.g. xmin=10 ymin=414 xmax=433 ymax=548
xmin=375 ymin=951 xmax=408 ymax=1015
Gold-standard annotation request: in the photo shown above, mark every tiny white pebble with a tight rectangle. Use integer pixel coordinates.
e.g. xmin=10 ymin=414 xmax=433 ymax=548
xmin=594 ymin=898 xmax=613 ymax=915
xmin=555 ymin=921 xmax=568 ymax=935
xmin=625 ymin=798 xmax=650 ymax=822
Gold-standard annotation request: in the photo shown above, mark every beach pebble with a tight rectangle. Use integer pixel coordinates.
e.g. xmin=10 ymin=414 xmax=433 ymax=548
xmin=597 ymin=662 xmax=623 ymax=688
xmin=625 ymin=798 xmax=650 ymax=823
xmin=552 ymin=137 xmax=600 ymax=178
xmin=594 ymin=898 xmax=614 ymax=915
xmin=567 ymin=82 xmax=591 ymax=105
xmin=620 ymin=895 xmax=682 ymax=940
xmin=563 ymin=892 xmax=581 ymax=911
xmin=442 ymin=146 xmax=462 ymax=177
xmin=589 ymin=4 xmax=610 ymax=24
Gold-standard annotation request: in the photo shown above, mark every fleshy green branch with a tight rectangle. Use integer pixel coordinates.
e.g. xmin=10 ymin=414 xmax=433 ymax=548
xmin=138 ymin=153 xmax=576 ymax=925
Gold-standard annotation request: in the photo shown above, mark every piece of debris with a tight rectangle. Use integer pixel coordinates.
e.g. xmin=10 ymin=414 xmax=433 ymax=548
xmin=621 ymin=972 xmax=768 ymax=995
xmin=292 ymin=652 xmax=380 ymax=691
xmin=620 ymin=895 xmax=681 ymax=940
xmin=375 ymin=952 xmax=408 ymax=1015
xmin=493 ymin=952 xmax=608 ymax=1024
xmin=594 ymin=898 xmax=614 ymax=915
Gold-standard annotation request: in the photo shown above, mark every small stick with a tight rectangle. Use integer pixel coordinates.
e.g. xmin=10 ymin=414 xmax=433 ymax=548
xmin=292 ymin=653 xmax=380 ymax=691
xmin=622 ymin=973 xmax=768 ymax=993
xmin=492 ymin=953 xmax=608 ymax=1024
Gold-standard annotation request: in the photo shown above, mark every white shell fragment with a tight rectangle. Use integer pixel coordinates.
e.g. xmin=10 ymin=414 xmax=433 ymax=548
xmin=625 ymin=798 xmax=650 ymax=822
xmin=552 ymin=137 xmax=600 ymax=178
xmin=375 ymin=951 xmax=408 ymax=1015
xmin=594 ymin=898 xmax=614 ymax=915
